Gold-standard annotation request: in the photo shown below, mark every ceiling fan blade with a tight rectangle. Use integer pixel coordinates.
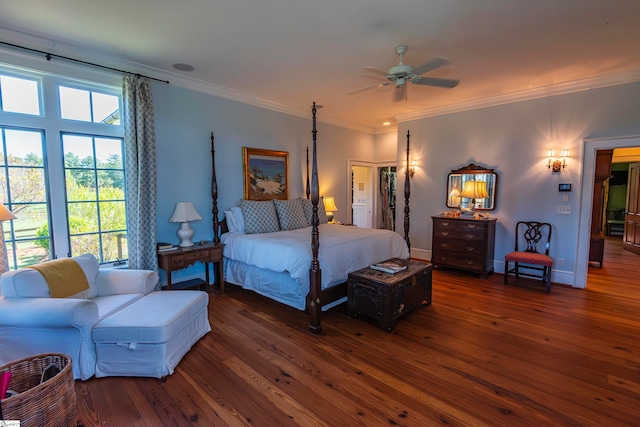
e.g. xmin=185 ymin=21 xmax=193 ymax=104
xmin=393 ymin=84 xmax=407 ymax=102
xmin=363 ymin=66 xmax=389 ymax=77
xmin=413 ymin=77 xmax=460 ymax=89
xmin=412 ymin=57 xmax=451 ymax=76
xmin=347 ymin=81 xmax=390 ymax=95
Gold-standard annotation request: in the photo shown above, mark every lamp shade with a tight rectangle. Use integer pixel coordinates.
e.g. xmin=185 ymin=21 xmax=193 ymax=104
xmin=0 ymin=204 xmax=16 ymax=222
xmin=169 ymin=202 xmax=202 ymax=223
xmin=460 ymin=181 xmax=489 ymax=200
xmin=323 ymin=196 xmax=338 ymax=212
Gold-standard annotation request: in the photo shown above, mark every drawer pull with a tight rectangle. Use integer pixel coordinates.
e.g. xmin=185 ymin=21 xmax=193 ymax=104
xmin=465 ymin=260 xmax=475 ymax=265
xmin=441 ymin=221 xmax=451 ymax=227
xmin=466 ymin=224 xmax=477 ymax=229
xmin=440 ymin=231 xmax=449 ymax=236
xmin=440 ymin=243 xmax=448 ymax=248
xmin=466 ymin=247 xmax=475 ymax=252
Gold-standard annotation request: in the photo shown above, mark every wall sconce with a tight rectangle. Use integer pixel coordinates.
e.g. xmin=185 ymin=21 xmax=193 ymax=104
xmin=408 ymin=159 xmax=417 ymax=177
xmin=546 ymin=149 xmax=569 ymax=172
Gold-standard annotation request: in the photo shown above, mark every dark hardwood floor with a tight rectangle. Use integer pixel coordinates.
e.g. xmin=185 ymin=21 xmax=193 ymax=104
xmin=75 ymin=240 xmax=640 ymax=426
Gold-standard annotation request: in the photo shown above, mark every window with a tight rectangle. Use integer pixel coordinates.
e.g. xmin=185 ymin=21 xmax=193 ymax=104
xmin=0 ymin=67 xmax=125 ymax=268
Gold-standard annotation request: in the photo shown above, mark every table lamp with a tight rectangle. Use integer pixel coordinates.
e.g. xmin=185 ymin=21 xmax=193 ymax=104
xmin=0 ymin=204 xmax=17 ymax=275
xmin=323 ymin=196 xmax=338 ymax=223
xmin=169 ymin=202 xmax=202 ymax=247
xmin=459 ymin=181 xmax=489 ymax=216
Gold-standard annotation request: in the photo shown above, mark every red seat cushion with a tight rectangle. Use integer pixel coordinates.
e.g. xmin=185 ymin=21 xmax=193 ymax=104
xmin=505 ymin=251 xmax=552 ymax=267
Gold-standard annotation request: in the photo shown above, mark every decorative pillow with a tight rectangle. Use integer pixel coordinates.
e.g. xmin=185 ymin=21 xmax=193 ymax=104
xmin=230 ymin=206 xmax=245 ymax=234
xmin=224 ymin=210 xmax=238 ymax=233
xmin=274 ymin=198 xmax=308 ymax=231
xmin=240 ymin=199 xmax=280 ymax=234
xmin=301 ymin=197 xmax=328 ymax=225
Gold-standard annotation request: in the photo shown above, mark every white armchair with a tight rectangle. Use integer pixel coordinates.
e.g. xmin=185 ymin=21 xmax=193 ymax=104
xmin=0 ymin=254 xmax=158 ymax=380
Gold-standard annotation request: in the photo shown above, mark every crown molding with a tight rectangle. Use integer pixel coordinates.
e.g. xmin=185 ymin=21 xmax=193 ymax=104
xmin=4 ymin=26 xmax=639 ymax=135
xmin=0 ymin=26 xmax=375 ymax=134
xmin=396 ymin=69 xmax=640 ymax=123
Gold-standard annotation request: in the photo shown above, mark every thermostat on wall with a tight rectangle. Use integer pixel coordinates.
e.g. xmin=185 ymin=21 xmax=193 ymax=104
xmin=559 ymin=183 xmax=571 ymax=192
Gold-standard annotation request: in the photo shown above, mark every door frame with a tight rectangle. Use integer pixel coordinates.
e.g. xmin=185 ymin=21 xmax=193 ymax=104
xmin=347 ymin=160 xmax=375 ymax=226
xmin=348 ymin=160 xmax=400 ymax=227
xmin=577 ymin=135 xmax=640 ymax=287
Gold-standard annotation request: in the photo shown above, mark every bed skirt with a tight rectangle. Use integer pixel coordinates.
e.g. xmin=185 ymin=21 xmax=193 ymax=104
xmin=224 ymin=258 xmax=346 ymax=311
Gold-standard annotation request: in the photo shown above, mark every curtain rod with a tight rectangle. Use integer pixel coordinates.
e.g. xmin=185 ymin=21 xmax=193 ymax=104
xmin=0 ymin=41 xmax=169 ymax=84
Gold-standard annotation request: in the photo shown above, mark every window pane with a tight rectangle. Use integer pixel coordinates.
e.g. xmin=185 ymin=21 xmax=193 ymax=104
xmin=102 ymin=231 xmax=127 ymax=262
xmin=5 ymin=129 xmax=44 ymax=166
xmin=8 ymin=167 xmax=47 ymax=203
xmin=99 ymin=201 xmax=126 ymax=231
xmin=1 ymin=75 xmax=40 ymax=115
xmin=66 ymin=170 xmax=97 ymax=201
xmin=12 ymin=240 xmax=50 ymax=268
xmin=97 ymin=171 xmax=125 ymax=198
xmin=9 ymin=203 xmax=51 ymax=268
xmin=92 ymin=92 xmax=120 ymax=124
xmin=70 ymin=233 xmax=100 ymax=260
xmin=95 ymin=137 xmax=123 ymax=167
xmin=63 ymin=134 xmax=95 ymax=168
xmin=59 ymin=86 xmax=91 ymax=121
xmin=68 ymin=202 xmax=99 ymax=233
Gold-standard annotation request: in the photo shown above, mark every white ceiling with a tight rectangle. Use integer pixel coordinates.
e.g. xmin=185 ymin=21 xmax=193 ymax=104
xmin=2 ymin=0 xmax=640 ymax=133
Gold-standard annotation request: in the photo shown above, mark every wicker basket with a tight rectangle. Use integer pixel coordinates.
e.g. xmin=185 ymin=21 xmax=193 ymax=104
xmin=0 ymin=353 xmax=77 ymax=427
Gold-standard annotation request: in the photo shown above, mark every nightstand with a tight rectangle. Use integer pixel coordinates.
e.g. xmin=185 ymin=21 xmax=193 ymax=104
xmin=157 ymin=242 xmax=224 ymax=292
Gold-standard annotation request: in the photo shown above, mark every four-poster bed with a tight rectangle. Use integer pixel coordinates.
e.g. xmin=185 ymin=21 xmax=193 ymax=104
xmin=212 ymin=103 xmax=412 ymax=334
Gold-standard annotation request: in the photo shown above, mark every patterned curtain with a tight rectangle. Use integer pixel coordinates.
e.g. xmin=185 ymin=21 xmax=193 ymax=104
xmin=123 ymin=74 xmax=158 ymax=271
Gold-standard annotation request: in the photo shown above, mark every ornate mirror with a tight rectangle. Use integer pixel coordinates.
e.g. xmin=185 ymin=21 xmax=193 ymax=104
xmin=446 ymin=163 xmax=497 ymax=210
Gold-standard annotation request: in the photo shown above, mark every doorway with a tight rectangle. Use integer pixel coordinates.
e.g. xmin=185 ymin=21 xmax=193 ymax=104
xmin=580 ymin=137 xmax=640 ymax=288
xmin=349 ymin=164 xmax=374 ymax=228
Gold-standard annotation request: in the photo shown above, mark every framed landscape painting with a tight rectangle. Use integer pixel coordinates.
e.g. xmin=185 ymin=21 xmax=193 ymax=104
xmin=242 ymin=147 xmax=289 ymax=200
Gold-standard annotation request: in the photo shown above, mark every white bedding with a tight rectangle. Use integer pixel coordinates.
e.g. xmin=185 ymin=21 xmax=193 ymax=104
xmin=221 ymin=224 xmax=410 ymax=309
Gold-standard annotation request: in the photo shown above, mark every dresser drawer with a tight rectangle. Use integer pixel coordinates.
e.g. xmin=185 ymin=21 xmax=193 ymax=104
xmin=185 ymin=250 xmax=210 ymax=263
xmin=432 ymin=238 xmax=486 ymax=255
xmin=170 ymin=254 xmax=186 ymax=269
xmin=433 ymin=228 xmax=485 ymax=241
xmin=433 ymin=219 xmax=458 ymax=230
xmin=431 ymin=253 xmax=486 ymax=270
xmin=209 ymin=246 xmax=223 ymax=261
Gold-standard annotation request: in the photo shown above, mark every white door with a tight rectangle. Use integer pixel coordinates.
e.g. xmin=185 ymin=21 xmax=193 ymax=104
xmin=351 ymin=165 xmax=373 ymax=228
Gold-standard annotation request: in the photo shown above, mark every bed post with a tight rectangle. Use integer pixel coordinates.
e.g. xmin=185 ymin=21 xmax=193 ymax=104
xmin=211 ymin=132 xmax=220 ymax=243
xmin=309 ymin=102 xmax=322 ymax=335
xmin=404 ymin=130 xmax=411 ymax=252
xmin=306 ymin=146 xmax=311 ymax=199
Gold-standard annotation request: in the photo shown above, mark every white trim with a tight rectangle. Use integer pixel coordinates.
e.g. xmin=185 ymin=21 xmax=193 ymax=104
xmin=396 ymin=69 xmax=640 ymax=123
xmin=577 ymin=135 xmax=640 ymax=288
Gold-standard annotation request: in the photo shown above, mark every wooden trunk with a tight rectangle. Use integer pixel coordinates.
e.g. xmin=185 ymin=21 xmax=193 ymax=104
xmin=347 ymin=259 xmax=432 ymax=332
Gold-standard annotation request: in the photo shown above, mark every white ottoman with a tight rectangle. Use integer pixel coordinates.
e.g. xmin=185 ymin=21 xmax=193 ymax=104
xmin=92 ymin=290 xmax=210 ymax=378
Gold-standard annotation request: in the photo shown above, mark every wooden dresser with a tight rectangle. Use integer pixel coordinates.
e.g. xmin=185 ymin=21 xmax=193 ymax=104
xmin=431 ymin=216 xmax=497 ymax=278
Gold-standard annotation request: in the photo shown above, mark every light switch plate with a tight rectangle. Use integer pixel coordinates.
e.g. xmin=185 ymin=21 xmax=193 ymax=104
xmin=557 ymin=206 xmax=571 ymax=214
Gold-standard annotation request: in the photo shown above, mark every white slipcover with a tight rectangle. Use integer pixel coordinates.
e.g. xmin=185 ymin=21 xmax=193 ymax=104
xmin=0 ymin=254 xmax=158 ymax=380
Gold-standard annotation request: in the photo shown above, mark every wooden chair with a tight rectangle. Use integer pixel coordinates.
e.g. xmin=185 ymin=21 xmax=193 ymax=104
xmin=504 ymin=221 xmax=553 ymax=292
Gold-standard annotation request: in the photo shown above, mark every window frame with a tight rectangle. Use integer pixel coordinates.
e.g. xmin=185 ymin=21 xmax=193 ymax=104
xmin=0 ymin=60 xmax=126 ymax=267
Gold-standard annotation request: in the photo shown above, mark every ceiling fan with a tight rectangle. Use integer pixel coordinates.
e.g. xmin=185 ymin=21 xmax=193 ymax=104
xmin=349 ymin=45 xmax=459 ymax=102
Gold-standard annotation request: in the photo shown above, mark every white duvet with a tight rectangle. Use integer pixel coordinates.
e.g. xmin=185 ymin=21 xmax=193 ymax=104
xmin=221 ymin=224 xmax=410 ymax=290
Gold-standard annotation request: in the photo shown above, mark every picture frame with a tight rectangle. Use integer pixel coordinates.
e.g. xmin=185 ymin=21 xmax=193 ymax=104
xmin=243 ymin=147 xmax=289 ymax=200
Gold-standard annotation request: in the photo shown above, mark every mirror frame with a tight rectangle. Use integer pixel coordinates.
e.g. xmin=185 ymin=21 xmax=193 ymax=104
xmin=446 ymin=163 xmax=498 ymax=210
